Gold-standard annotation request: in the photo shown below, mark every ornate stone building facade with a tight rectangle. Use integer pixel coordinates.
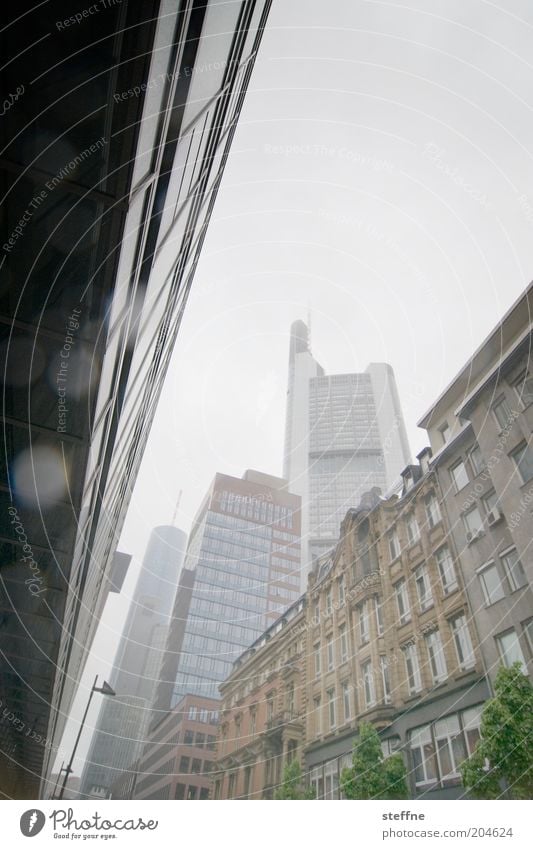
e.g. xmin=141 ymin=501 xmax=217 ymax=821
xmin=215 ymin=467 xmax=491 ymax=799
xmin=214 ymin=598 xmax=306 ymax=799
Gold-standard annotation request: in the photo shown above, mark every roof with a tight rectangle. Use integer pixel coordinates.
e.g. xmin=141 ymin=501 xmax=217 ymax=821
xmin=418 ymin=281 xmax=533 ymax=429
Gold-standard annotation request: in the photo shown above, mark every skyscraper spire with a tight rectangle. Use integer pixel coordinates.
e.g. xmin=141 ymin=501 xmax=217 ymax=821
xmin=171 ymin=490 xmax=183 ymax=526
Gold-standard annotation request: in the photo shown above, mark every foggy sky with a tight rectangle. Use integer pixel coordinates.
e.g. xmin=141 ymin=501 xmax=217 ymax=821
xmin=57 ymin=0 xmax=533 ymax=776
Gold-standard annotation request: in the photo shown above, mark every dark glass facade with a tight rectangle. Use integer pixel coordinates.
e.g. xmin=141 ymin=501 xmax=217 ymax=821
xmin=0 ymin=0 xmax=273 ymax=797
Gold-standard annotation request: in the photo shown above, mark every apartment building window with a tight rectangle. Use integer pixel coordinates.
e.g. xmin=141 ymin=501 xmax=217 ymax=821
xmin=425 ymin=630 xmax=448 ymax=683
xmin=327 ymin=688 xmax=336 ymax=728
xmin=482 ymin=489 xmax=498 ymax=516
xmin=184 ymin=729 xmax=194 ymax=745
xmin=266 ymin=692 xmax=274 ymax=722
xmin=342 ymin=681 xmax=351 ymax=721
xmin=477 ymin=561 xmax=505 ymax=605
xmin=338 ymin=575 xmax=346 ymax=606
xmin=468 ymin=444 xmax=485 ymax=476
xmin=434 ymin=715 xmax=467 ymax=781
xmin=403 ymin=643 xmax=422 ymax=694
xmin=500 ymin=547 xmax=528 ymax=591
xmin=359 ymin=600 xmax=370 ymax=643
xmin=327 ymin=636 xmax=335 ymax=671
xmin=409 ymin=706 xmax=482 ymax=791
xmin=463 ymin=506 xmax=484 ymax=538
xmin=388 ymin=530 xmax=400 ymax=561
xmin=414 ymin=565 xmax=433 ymax=611
xmin=407 ymin=515 xmax=421 ymax=546
xmin=450 ymin=459 xmax=469 ymax=492
xmin=492 ymin=396 xmax=513 ymax=430
xmin=220 ymin=726 xmax=227 ymax=756
xmin=449 ymin=614 xmax=475 ymax=670
xmin=314 ymin=643 xmax=321 ymax=678
xmin=511 ymin=441 xmax=533 ymax=483
xmin=326 ymin=586 xmax=333 ymax=616
xmin=287 ymin=683 xmax=295 ymax=717
xmin=310 ymin=766 xmax=324 ymax=799
xmin=339 ymin=624 xmax=348 ymax=663
xmin=380 ymin=656 xmax=391 ymax=703
xmin=374 ymin=595 xmax=384 ymax=636
xmin=462 ymin=705 xmax=483 ymax=754
xmin=395 ymin=579 xmax=411 ymax=625
xmin=228 ymin=772 xmax=237 ymax=798
xmin=425 ymin=493 xmax=442 ymax=528
xmin=362 ymin=661 xmax=376 ymax=708
xmin=250 ymin=709 xmax=256 ymax=737
xmin=324 ymin=760 xmax=339 ymax=800
xmin=523 ymin=619 xmax=533 ymax=656
xmin=435 ymin=545 xmax=458 ymax=594
xmin=409 ymin=724 xmax=438 ymax=788
xmin=514 ymin=370 xmax=533 ymax=408
xmin=496 ymin=629 xmax=526 ymax=669
xmin=381 ymin=737 xmax=401 ymax=758
xmin=191 ymin=758 xmax=202 ymax=774
xmin=313 ymin=600 xmax=320 ymax=624
xmin=243 ymin=765 xmax=253 ymax=799
xmin=314 ymin=697 xmax=322 ymax=735
xmin=179 ymin=756 xmax=190 ymax=774
xmin=439 ymin=421 xmax=451 ymax=444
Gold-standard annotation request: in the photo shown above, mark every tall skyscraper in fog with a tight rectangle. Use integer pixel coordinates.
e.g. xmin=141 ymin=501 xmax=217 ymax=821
xmin=152 ymin=471 xmax=301 ymax=718
xmin=80 ymin=525 xmax=187 ymax=799
xmin=283 ymin=321 xmax=411 ymax=578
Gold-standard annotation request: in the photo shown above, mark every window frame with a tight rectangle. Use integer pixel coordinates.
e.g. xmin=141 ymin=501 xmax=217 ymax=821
xmin=394 ymin=578 xmax=411 ymax=625
xmin=450 ymin=459 xmax=469 ymax=493
xmin=477 ymin=560 xmax=505 ymax=606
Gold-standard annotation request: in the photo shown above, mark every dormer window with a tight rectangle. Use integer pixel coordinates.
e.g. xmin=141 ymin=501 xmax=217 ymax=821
xmin=439 ymin=421 xmax=451 ymax=444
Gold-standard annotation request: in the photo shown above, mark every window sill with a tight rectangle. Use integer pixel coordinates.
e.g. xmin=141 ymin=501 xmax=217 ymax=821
xmin=454 ymin=667 xmax=477 ymax=681
xmin=405 ymin=690 xmax=423 ymax=703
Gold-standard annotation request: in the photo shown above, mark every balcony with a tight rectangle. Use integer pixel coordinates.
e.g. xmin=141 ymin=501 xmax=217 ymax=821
xmin=265 ymin=711 xmax=303 ymax=745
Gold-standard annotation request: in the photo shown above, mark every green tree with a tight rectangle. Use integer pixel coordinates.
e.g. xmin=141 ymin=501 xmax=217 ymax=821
xmin=274 ymin=759 xmax=315 ymax=799
xmin=340 ymin=722 xmax=409 ymax=800
xmin=460 ymin=663 xmax=533 ymax=799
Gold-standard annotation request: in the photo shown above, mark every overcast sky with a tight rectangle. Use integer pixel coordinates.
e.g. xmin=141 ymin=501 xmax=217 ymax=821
xmin=58 ymin=0 xmax=533 ymax=777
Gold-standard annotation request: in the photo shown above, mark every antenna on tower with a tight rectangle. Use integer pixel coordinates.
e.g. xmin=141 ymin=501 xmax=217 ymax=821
xmin=171 ymin=490 xmax=182 ymax=526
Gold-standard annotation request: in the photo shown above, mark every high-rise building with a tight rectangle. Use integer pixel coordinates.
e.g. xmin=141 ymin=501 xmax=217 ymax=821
xmin=215 ymin=467 xmax=491 ymax=801
xmin=79 ymin=526 xmax=186 ymax=799
xmin=110 ymin=694 xmax=220 ymax=801
xmin=0 ymin=0 xmax=273 ymax=798
xmin=152 ymin=471 xmax=301 ymax=718
xmin=282 ymin=321 xmax=411 ymax=579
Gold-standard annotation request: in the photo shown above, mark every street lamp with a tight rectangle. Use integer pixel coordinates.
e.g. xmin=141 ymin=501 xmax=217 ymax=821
xmin=58 ymin=675 xmax=116 ymax=800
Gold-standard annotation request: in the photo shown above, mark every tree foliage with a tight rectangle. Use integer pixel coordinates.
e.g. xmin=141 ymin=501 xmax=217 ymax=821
xmin=274 ymin=759 xmax=315 ymax=799
xmin=460 ymin=663 xmax=533 ymax=799
xmin=340 ymin=722 xmax=409 ymax=799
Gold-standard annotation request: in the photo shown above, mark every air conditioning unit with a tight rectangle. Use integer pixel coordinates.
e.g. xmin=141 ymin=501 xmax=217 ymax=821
xmin=487 ymin=507 xmax=502 ymax=526
xmin=466 ymin=529 xmax=483 ymax=543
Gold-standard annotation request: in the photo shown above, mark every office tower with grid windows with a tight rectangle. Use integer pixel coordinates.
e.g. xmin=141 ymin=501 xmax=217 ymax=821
xmin=152 ymin=471 xmax=301 ymax=717
xmin=283 ymin=321 xmax=411 ymax=580
xmin=80 ymin=526 xmax=187 ymax=799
